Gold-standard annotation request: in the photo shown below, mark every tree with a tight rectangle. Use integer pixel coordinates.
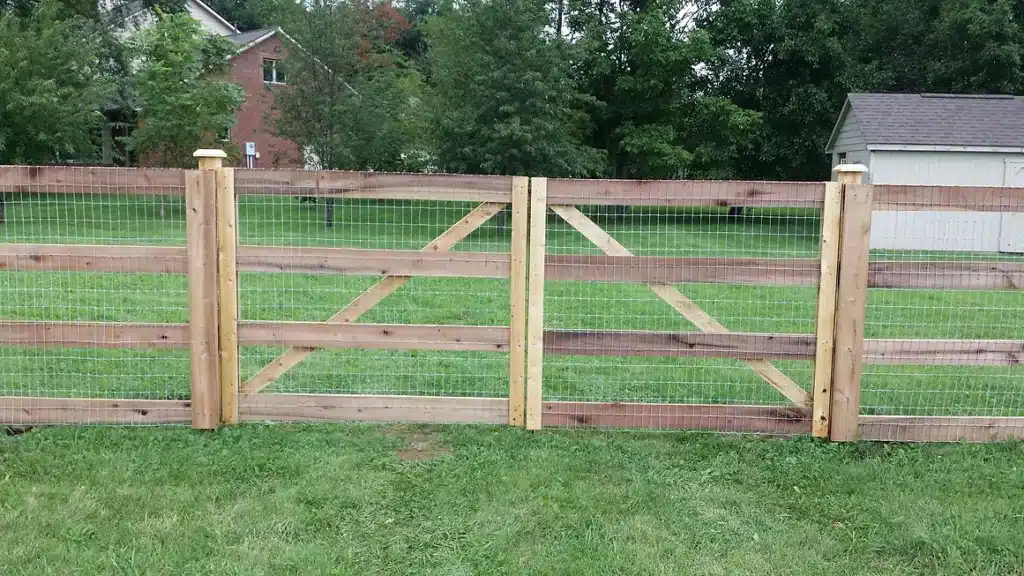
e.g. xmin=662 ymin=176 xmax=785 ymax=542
xmin=701 ymin=0 xmax=853 ymax=181
xmin=0 ymin=1 xmax=115 ymax=165
xmin=122 ymin=10 xmax=245 ymax=168
xmin=276 ymin=0 xmax=427 ymax=172
xmin=426 ymin=0 xmax=602 ymax=177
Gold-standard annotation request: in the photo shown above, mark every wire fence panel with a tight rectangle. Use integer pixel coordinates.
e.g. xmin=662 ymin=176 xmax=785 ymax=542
xmin=233 ymin=171 xmax=515 ymax=424
xmin=0 ymin=167 xmax=190 ymax=425
xmin=861 ymin=185 xmax=1024 ymax=441
xmin=539 ymin=180 xmax=823 ymax=433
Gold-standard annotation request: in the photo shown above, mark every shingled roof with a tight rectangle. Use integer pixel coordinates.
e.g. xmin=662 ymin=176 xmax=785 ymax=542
xmin=826 ymin=93 xmax=1024 ymax=151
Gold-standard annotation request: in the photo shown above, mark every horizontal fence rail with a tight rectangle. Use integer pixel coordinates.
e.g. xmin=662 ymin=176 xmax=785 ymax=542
xmin=0 ymin=161 xmax=1021 ymax=442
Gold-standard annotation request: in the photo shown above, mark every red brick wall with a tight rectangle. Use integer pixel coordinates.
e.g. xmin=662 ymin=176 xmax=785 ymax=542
xmin=227 ymin=35 xmax=303 ymax=168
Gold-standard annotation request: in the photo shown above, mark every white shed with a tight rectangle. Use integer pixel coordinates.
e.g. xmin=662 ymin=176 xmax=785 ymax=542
xmin=826 ymin=93 xmax=1024 ymax=253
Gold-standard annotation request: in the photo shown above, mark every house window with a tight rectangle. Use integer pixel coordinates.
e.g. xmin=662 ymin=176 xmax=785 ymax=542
xmin=263 ymin=59 xmax=286 ymax=84
xmin=837 ymin=152 xmax=847 ymax=165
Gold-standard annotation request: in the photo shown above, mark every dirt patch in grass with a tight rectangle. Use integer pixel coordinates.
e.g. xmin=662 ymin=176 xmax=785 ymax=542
xmin=383 ymin=425 xmax=453 ymax=461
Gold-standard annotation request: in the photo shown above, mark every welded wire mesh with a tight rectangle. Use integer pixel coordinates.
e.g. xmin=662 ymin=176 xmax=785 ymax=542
xmin=0 ymin=166 xmax=190 ymax=425
xmin=539 ymin=180 xmax=822 ymax=433
xmin=861 ymin=184 xmax=1024 ymax=441
xmin=234 ymin=170 xmax=514 ymax=414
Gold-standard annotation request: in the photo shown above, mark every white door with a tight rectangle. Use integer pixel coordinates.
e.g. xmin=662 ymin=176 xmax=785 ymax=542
xmin=1001 ymin=161 xmax=1024 ymax=253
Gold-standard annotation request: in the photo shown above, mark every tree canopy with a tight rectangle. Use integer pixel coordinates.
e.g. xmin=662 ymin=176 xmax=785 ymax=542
xmin=4 ymin=0 xmax=1024 ymax=179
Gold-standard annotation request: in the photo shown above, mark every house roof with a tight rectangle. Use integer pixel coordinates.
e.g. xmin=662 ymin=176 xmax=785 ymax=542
xmin=826 ymin=93 xmax=1024 ymax=152
xmin=227 ymin=28 xmax=277 ymax=50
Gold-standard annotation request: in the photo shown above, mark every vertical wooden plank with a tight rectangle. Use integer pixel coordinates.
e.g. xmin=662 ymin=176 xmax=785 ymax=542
xmin=217 ymin=167 xmax=239 ymax=425
xmin=811 ymin=182 xmax=842 ymax=437
xmin=186 ymin=170 xmax=220 ymax=430
xmin=525 ymin=178 xmax=547 ymax=430
xmin=509 ymin=177 xmax=529 ymax=426
xmin=830 ymin=182 xmax=873 ymax=442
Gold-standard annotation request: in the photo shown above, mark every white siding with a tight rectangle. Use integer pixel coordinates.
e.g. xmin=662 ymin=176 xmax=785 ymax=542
xmin=186 ymin=0 xmax=236 ymax=36
xmin=831 ymin=112 xmax=866 ymax=153
xmin=868 ymin=150 xmax=1024 ymax=253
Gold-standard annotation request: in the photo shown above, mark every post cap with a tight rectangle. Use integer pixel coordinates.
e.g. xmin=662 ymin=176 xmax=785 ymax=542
xmin=193 ymin=149 xmax=228 ymax=158
xmin=833 ymin=163 xmax=868 ymax=174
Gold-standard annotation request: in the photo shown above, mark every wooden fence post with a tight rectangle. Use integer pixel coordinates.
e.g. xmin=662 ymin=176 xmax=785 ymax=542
xmin=811 ymin=181 xmax=843 ymax=437
xmin=188 ymin=149 xmax=225 ymax=430
xmin=216 ymin=165 xmax=239 ymax=425
xmin=525 ymin=177 xmax=547 ymax=430
xmin=830 ymin=164 xmax=871 ymax=442
xmin=509 ymin=177 xmax=529 ymax=426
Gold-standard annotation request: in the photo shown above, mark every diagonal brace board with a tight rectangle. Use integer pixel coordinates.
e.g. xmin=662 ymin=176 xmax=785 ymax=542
xmin=550 ymin=205 xmax=811 ymax=407
xmin=241 ymin=202 xmax=507 ymax=394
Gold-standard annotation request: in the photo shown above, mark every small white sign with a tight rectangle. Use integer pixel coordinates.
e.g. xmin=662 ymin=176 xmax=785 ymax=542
xmin=245 ymin=142 xmax=256 ymax=156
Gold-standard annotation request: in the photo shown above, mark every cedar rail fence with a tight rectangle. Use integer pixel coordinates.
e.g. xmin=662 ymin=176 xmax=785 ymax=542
xmin=1 ymin=152 xmax=1022 ymax=442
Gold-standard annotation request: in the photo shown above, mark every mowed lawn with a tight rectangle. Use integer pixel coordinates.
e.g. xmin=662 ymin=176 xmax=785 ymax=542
xmin=0 ymin=194 xmax=1022 ymax=416
xmin=2 ymin=425 xmax=1024 ymax=575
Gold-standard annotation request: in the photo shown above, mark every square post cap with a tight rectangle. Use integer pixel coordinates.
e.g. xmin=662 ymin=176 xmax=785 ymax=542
xmin=833 ymin=163 xmax=868 ymax=184
xmin=194 ymin=149 xmax=227 ymax=170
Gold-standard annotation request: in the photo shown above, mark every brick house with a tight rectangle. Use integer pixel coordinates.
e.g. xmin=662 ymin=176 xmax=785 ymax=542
xmin=106 ymin=0 xmax=305 ymax=168
xmin=224 ymin=28 xmax=303 ymax=168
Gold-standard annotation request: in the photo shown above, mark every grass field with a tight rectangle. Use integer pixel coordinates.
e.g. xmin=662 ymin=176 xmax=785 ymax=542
xmin=1 ymin=194 xmax=1022 ymax=418
xmin=2 ymin=424 xmax=1024 ymax=575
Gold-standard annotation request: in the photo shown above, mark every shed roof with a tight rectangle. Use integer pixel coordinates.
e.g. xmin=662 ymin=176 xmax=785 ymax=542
xmin=826 ymin=93 xmax=1024 ymax=151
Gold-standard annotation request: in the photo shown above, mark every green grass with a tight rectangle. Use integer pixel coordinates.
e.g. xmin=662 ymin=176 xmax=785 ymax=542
xmin=1 ymin=194 xmax=1022 ymax=416
xmin=2 ymin=425 xmax=1024 ymax=575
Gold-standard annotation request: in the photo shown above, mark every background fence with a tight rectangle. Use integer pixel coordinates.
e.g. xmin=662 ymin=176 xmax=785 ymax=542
xmin=1 ymin=157 xmax=1021 ymax=441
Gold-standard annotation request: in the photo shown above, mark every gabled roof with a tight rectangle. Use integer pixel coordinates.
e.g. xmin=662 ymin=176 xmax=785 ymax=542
xmin=227 ymin=28 xmax=277 ymax=51
xmin=826 ymin=93 xmax=1024 ymax=152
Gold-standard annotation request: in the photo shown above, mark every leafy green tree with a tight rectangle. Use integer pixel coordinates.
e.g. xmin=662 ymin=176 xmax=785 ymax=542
xmin=275 ymin=0 xmax=428 ymax=172
xmin=700 ymin=0 xmax=852 ymax=180
xmin=426 ymin=0 xmax=602 ymax=177
xmin=122 ymin=10 xmax=245 ymax=168
xmin=0 ymin=1 xmax=115 ymax=165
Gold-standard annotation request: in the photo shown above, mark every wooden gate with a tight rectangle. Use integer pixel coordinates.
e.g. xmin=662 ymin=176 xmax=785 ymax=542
xmin=522 ymin=177 xmax=839 ymax=434
xmin=228 ymin=170 xmax=530 ymax=426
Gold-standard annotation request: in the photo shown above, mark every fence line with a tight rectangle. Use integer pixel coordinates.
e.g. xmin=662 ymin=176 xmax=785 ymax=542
xmin=1 ymin=155 xmax=1022 ymax=442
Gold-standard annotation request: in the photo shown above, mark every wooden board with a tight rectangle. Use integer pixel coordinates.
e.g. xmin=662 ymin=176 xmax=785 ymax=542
xmin=864 ymin=339 xmax=1024 ymax=365
xmin=240 ymin=202 xmax=505 ymax=394
xmin=830 ymin=183 xmax=873 ymax=442
xmin=546 ymin=179 xmax=825 ymax=208
xmin=859 ymin=415 xmax=1024 ymax=442
xmin=0 ymin=166 xmax=185 ymax=195
xmin=0 ymin=397 xmax=191 ymax=425
xmin=526 ymin=178 xmax=548 ymax=430
xmin=237 ymin=246 xmax=511 ymax=278
xmin=239 ymin=322 xmax=510 ymax=352
xmin=509 ymin=177 xmax=529 ymax=426
xmin=0 ymin=244 xmax=187 ymax=273
xmin=235 ymin=169 xmax=513 ymax=202
xmin=542 ymin=402 xmax=811 ymax=434
xmin=217 ymin=167 xmax=239 ymax=425
xmin=240 ymin=393 xmax=508 ymax=424
xmin=867 ymin=261 xmax=1024 ymax=290
xmin=186 ymin=170 xmax=220 ymax=430
xmin=873 ymin=184 xmax=1024 ymax=212
xmin=0 ymin=321 xmax=188 ymax=348
xmin=551 ymin=204 xmax=812 ymax=408
xmin=543 ymin=330 xmax=816 ymax=360
xmin=812 ymin=182 xmax=842 ymax=437
xmin=546 ymin=255 xmax=819 ymax=286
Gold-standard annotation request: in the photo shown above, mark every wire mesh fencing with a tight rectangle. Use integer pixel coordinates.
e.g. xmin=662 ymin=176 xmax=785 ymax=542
xmin=532 ymin=179 xmax=826 ymax=433
xmin=0 ymin=166 xmax=191 ymax=425
xmin=859 ymin=184 xmax=1024 ymax=441
xmin=232 ymin=170 xmax=525 ymax=425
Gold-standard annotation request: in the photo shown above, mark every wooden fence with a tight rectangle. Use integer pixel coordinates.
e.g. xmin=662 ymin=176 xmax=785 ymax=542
xmin=1 ymin=155 xmax=1022 ymax=441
